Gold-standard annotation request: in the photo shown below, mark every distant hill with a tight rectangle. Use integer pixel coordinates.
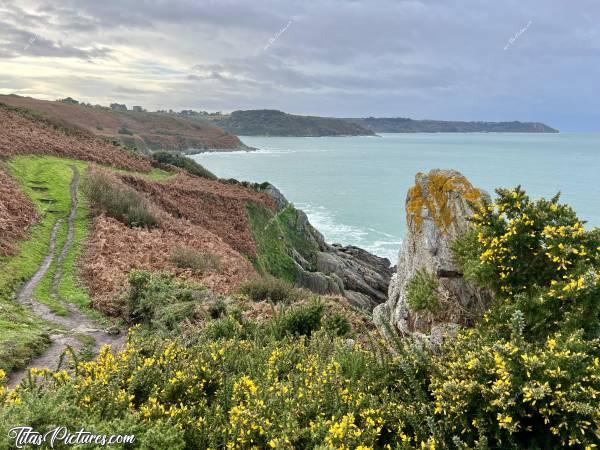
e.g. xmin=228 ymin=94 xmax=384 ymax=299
xmin=205 ymin=109 xmax=375 ymax=137
xmin=0 ymin=95 xmax=246 ymax=152
xmin=344 ymin=117 xmax=559 ymax=133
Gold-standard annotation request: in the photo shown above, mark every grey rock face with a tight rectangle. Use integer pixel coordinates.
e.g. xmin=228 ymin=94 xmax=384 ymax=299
xmin=373 ymin=169 xmax=491 ymax=340
xmin=258 ymin=183 xmax=393 ymax=309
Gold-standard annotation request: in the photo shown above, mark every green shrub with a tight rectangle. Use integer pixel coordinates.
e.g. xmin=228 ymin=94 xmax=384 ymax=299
xmin=151 ymin=151 xmax=217 ymax=179
xmin=431 ymin=322 xmax=600 ymax=449
xmin=170 ymin=246 xmax=221 ymax=272
xmin=207 ymin=298 xmax=227 ymax=319
xmin=238 ymin=276 xmax=304 ymax=304
xmin=83 ymin=170 xmax=157 ymax=228
xmin=451 ymin=228 xmax=495 ymax=287
xmin=456 ymin=186 xmax=600 ymax=339
xmin=277 ymin=299 xmax=324 ymax=338
xmin=406 ymin=268 xmax=440 ymax=313
xmin=118 ymin=125 xmax=133 ymax=135
xmin=324 ymin=312 xmax=351 ymax=337
xmin=140 ymin=421 xmax=186 ymax=450
xmin=201 ymin=315 xmax=258 ymax=341
xmin=126 ymin=271 xmax=199 ymax=332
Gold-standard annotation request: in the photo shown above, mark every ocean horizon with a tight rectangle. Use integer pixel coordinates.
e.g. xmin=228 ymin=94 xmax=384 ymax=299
xmin=193 ymin=132 xmax=600 ymax=261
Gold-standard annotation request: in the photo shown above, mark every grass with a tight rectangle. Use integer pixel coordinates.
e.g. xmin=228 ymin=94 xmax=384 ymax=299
xmin=0 ymin=305 xmax=50 ymax=373
xmin=406 ymin=268 xmax=440 ymax=313
xmin=238 ymin=276 xmax=304 ymax=304
xmin=246 ymin=203 xmax=319 ymax=282
xmin=169 ymin=246 xmax=222 ymax=273
xmin=0 ymin=155 xmax=92 ymax=371
xmin=0 ymin=155 xmax=130 ymax=371
xmin=0 ymin=156 xmax=89 ymax=310
xmin=83 ymin=170 xmax=157 ymax=228
xmin=108 ymin=165 xmax=173 ymax=181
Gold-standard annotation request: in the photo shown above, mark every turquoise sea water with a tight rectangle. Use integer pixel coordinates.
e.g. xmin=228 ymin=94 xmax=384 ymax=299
xmin=193 ymin=133 xmax=600 ymax=261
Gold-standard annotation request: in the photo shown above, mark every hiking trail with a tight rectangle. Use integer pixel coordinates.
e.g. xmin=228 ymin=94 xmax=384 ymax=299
xmin=7 ymin=166 xmax=125 ymax=388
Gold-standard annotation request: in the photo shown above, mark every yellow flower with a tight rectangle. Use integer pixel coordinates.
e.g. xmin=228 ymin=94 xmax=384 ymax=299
xmin=497 ymin=413 xmax=513 ymax=430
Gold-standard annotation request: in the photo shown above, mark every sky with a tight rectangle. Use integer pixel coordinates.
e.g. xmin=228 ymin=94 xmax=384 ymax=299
xmin=0 ymin=0 xmax=598 ymax=131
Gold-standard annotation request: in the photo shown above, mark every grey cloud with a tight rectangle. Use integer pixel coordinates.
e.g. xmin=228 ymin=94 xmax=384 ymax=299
xmin=0 ymin=17 xmax=111 ymax=59
xmin=1 ymin=0 xmax=599 ymax=130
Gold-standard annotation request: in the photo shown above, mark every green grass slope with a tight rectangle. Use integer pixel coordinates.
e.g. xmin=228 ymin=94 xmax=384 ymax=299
xmin=246 ymin=203 xmax=319 ymax=282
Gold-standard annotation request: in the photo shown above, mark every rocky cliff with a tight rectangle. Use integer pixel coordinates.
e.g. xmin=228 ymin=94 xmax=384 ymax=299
xmin=253 ymin=183 xmax=393 ymax=310
xmin=373 ymin=169 xmax=491 ymax=343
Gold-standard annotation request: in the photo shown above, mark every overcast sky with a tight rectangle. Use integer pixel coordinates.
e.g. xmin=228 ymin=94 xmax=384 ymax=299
xmin=1 ymin=0 xmax=598 ymax=130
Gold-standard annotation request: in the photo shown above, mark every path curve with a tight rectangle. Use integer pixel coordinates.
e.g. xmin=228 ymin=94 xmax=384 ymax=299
xmin=7 ymin=166 xmax=125 ymax=388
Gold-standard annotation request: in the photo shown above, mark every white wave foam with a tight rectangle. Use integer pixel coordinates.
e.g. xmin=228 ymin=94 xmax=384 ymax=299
xmin=192 ymin=148 xmax=296 ymax=157
xmin=296 ymin=202 xmax=401 ymax=262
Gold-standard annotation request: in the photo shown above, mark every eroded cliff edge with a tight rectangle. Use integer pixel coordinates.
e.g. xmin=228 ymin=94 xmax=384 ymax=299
xmin=246 ymin=182 xmax=393 ymax=310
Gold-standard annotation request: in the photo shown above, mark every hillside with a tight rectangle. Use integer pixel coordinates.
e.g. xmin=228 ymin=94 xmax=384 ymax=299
xmin=345 ymin=117 xmax=559 ymax=133
xmin=0 ymin=103 xmax=598 ymax=448
xmin=206 ymin=109 xmax=376 ymax=136
xmin=0 ymin=95 xmax=246 ymax=152
xmin=0 ymin=104 xmax=389 ymax=376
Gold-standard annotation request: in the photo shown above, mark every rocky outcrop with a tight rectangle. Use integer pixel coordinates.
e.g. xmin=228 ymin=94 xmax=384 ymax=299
xmin=257 ymin=183 xmax=393 ymax=310
xmin=373 ymin=169 xmax=491 ymax=343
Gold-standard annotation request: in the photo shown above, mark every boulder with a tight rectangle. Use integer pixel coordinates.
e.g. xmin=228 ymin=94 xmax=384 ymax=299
xmin=296 ymin=268 xmax=344 ymax=295
xmin=373 ymin=169 xmax=491 ymax=340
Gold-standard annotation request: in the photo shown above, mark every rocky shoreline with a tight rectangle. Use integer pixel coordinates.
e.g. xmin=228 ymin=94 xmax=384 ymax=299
xmin=256 ymin=183 xmax=394 ymax=310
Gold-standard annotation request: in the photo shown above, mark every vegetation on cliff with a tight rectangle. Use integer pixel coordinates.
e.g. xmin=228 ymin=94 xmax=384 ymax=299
xmin=0 ymin=95 xmax=245 ymax=153
xmin=345 ymin=117 xmax=559 ymax=133
xmin=151 ymin=151 xmax=217 ymax=180
xmin=1 ymin=185 xmax=598 ymax=448
xmin=207 ymin=109 xmax=375 ymax=137
xmin=246 ymin=202 xmax=319 ymax=282
xmin=0 ymin=94 xmax=596 ymax=449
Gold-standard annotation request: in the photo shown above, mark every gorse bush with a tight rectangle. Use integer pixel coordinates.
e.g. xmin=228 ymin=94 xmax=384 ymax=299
xmin=271 ymin=299 xmax=325 ymax=338
xmin=126 ymin=270 xmax=202 ymax=333
xmin=0 ymin=333 xmax=438 ymax=450
xmin=83 ymin=170 xmax=157 ymax=228
xmin=170 ymin=246 xmax=222 ymax=273
xmin=431 ymin=323 xmax=600 ymax=449
xmin=456 ymin=186 xmax=600 ymax=339
xmin=151 ymin=151 xmax=217 ymax=179
xmin=440 ymin=187 xmax=600 ymax=448
xmin=238 ymin=276 xmax=305 ymax=304
xmin=406 ymin=268 xmax=440 ymax=313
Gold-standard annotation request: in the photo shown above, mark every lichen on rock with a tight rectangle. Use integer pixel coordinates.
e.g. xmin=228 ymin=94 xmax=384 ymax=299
xmin=374 ymin=169 xmax=491 ymax=345
xmin=406 ymin=170 xmax=483 ymax=235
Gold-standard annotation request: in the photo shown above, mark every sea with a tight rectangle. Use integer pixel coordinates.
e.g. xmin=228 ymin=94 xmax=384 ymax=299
xmin=192 ymin=133 xmax=600 ymax=262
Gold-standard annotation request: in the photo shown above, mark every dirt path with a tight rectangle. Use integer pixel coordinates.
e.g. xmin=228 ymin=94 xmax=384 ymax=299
xmin=51 ymin=164 xmax=79 ymax=298
xmin=7 ymin=166 xmax=125 ymax=389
